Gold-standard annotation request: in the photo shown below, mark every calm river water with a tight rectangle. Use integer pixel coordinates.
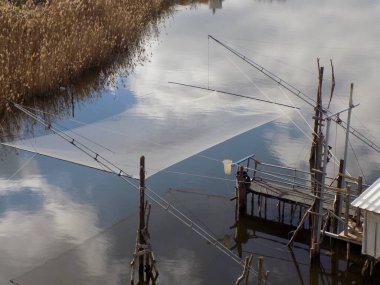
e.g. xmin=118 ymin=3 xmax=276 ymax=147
xmin=1 ymin=0 xmax=380 ymax=284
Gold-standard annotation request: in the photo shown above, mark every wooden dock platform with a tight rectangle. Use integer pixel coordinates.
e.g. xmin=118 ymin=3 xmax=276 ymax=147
xmin=250 ymin=179 xmax=356 ymax=215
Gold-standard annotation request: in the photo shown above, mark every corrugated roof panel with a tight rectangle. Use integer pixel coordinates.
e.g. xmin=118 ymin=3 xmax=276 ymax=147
xmin=352 ymin=177 xmax=380 ymax=213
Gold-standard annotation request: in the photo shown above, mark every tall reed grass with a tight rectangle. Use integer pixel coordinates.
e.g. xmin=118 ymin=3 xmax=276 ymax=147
xmin=0 ymin=0 xmax=170 ymax=102
xmin=0 ymin=0 xmax=174 ymax=141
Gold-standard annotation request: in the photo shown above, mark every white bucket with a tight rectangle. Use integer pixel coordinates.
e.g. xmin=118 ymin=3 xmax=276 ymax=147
xmin=223 ymin=159 xmax=233 ymax=175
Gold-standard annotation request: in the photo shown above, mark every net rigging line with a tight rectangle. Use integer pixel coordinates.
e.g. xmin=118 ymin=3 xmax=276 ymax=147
xmin=349 ymin=138 xmax=367 ymax=184
xmin=12 ymin=100 xmax=323 ymax=187
xmin=208 ymin=35 xmax=380 ymax=155
xmin=6 ymin=100 xmax=262 ymax=279
xmin=277 ymin=86 xmax=337 ymax=170
xmin=209 ymin=45 xmax=358 ymax=181
xmin=221 ymin=50 xmax=314 ymax=143
xmin=5 ymin=103 xmax=241 ymax=184
xmin=18 ymin=103 xmax=233 ymax=169
xmin=22 ymin=106 xmax=115 ymax=154
xmin=245 ymin=163 xmax=359 ymax=201
xmin=7 ymin=101 xmax=135 ymax=179
xmin=220 ymin=46 xmax=354 ymax=184
xmin=168 ymin=81 xmax=300 ymax=110
xmin=6 ymin=153 xmax=38 ymax=181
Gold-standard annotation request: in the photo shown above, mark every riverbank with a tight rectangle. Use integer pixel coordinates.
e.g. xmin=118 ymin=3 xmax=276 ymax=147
xmin=0 ymin=0 xmax=172 ymax=102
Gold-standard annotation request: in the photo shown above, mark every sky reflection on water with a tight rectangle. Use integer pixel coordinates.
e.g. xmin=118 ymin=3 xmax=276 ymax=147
xmin=1 ymin=0 xmax=380 ymax=284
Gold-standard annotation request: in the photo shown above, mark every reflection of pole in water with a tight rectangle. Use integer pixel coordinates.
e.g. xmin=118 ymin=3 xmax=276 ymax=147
xmin=130 ymin=156 xmax=159 ymax=285
xmin=209 ymin=0 xmax=223 ymax=14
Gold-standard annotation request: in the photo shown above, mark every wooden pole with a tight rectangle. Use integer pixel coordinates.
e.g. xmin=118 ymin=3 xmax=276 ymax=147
xmin=288 ymin=204 xmax=313 ymax=247
xmin=258 ymin=256 xmax=264 ymax=284
xmin=290 ymin=204 xmax=294 ymax=225
xmin=258 ymin=195 xmax=262 ymax=218
xmin=235 ymin=255 xmax=253 ymax=285
xmin=251 ymin=192 xmax=254 ymax=216
xmin=139 ymin=156 xmax=145 ymax=279
xmin=341 ymin=83 xmax=354 ymax=230
xmin=346 ymin=242 xmax=351 ymax=263
xmin=355 ymin=176 xmax=363 ymax=226
xmin=264 ymin=197 xmax=267 ymax=220
xmin=310 ymin=64 xmax=324 ymax=176
xmin=332 ymin=159 xmax=344 ymax=233
xmin=311 ymin=134 xmax=324 ymax=256
xmin=310 ymin=64 xmax=324 ymax=258
xmin=315 ymin=117 xmax=331 ymax=246
xmin=237 ymin=165 xmax=247 ymax=216
xmin=342 ymin=83 xmax=354 ymax=181
xmin=344 ymin=185 xmax=351 ymax=236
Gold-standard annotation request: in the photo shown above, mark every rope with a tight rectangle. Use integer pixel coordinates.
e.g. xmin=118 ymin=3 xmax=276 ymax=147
xmin=6 ymin=153 xmax=38 ymax=181
xmin=158 ymin=169 xmax=236 ymax=183
xmin=209 ymin=35 xmax=316 ymax=107
xmin=10 ymin=101 xmax=135 ymax=179
xmin=349 ymin=138 xmax=367 ymax=184
xmin=220 ymin=50 xmax=353 ymax=175
xmin=208 ymin=35 xmax=380 ymax=155
xmin=18 ymin=103 xmax=243 ymax=170
xmin=143 ymin=184 xmax=260 ymax=276
xmin=12 ymin=100 xmax=350 ymax=191
xmin=5 ymin=103 xmax=245 ymax=184
xmin=7 ymin=99 xmax=262 ymax=279
xmin=278 ymin=87 xmax=316 ymax=138
xmin=169 ymin=81 xmax=300 ymax=109
xmin=222 ymin=52 xmax=313 ymax=143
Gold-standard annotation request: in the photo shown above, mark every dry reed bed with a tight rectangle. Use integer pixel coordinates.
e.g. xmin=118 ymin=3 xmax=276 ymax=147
xmin=0 ymin=0 xmax=170 ymax=102
xmin=0 ymin=0 xmax=173 ymax=141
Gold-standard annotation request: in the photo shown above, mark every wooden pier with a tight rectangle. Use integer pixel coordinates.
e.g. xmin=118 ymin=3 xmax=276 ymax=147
xmin=232 ymin=154 xmax=365 ymax=259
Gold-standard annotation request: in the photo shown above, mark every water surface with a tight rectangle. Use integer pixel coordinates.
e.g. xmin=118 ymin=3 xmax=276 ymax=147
xmin=1 ymin=0 xmax=380 ymax=284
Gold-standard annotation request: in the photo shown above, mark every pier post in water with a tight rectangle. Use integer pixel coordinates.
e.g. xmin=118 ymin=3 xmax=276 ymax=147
xmin=138 ymin=156 xmax=145 ymax=278
xmin=237 ymin=165 xmax=247 ymax=216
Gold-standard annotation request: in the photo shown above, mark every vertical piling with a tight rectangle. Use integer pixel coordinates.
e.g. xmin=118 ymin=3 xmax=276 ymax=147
xmin=355 ymin=176 xmax=363 ymax=226
xmin=139 ymin=156 xmax=145 ymax=278
xmin=344 ymin=185 xmax=351 ymax=236
xmin=332 ymin=159 xmax=344 ymax=233
xmin=264 ymin=197 xmax=267 ymax=220
xmin=309 ymin=64 xmax=324 ymax=258
xmin=258 ymin=256 xmax=264 ymax=284
xmin=341 ymin=83 xmax=354 ymax=230
xmin=237 ymin=165 xmax=247 ymax=216
xmin=251 ymin=192 xmax=254 ymax=216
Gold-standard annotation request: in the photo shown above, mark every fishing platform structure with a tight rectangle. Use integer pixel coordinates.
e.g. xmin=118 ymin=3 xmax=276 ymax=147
xmin=4 ymin=34 xmax=380 ymax=284
xmin=171 ymin=36 xmax=380 ymax=278
xmin=219 ymin=64 xmax=379 ymax=275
